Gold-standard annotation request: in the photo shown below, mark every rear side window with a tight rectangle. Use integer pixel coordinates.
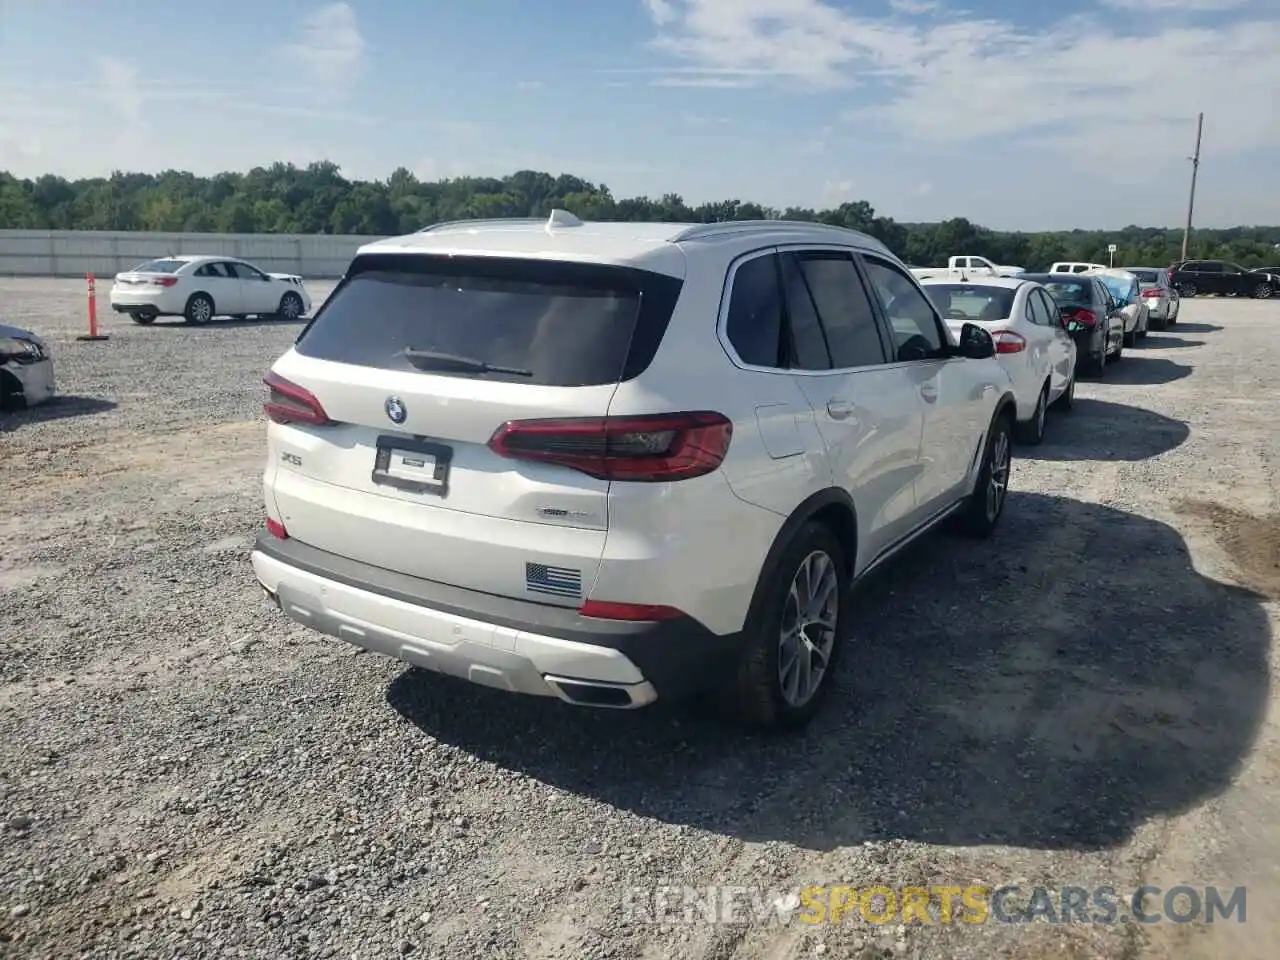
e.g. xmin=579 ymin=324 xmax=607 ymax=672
xmin=787 ymin=252 xmax=887 ymax=368
xmin=1131 ymin=269 xmax=1159 ymax=283
xmin=296 ymin=254 xmax=682 ymax=387
xmin=724 ymin=255 xmax=784 ymax=367
xmin=133 ymin=259 xmax=185 ymax=273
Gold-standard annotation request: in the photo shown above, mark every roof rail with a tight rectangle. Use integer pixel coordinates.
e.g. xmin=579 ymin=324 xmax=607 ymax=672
xmin=415 ymin=217 xmax=545 ymax=234
xmin=668 ymin=219 xmax=883 ymax=246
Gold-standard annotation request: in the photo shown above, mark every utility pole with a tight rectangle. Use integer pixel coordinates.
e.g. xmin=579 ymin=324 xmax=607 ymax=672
xmin=1180 ymin=112 xmax=1204 ymax=261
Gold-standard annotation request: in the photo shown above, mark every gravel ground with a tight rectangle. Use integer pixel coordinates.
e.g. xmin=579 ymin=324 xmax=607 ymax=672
xmin=2 ymin=279 xmax=1279 ymax=960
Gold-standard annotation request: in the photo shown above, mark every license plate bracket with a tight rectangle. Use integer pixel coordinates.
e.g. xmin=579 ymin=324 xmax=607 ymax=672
xmin=372 ymin=435 xmax=452 ymax=497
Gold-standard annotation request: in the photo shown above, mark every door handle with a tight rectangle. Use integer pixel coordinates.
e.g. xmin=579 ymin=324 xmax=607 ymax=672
xmin=919 ymin=383 xmax=938 ymax=403
xmin=826 ymin=400 xmax=855 ymax=420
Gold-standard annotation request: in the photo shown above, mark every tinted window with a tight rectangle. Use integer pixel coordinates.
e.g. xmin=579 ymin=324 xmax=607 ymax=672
xmin=228 ymin=261 xmax=267 ymax=280
xmin=1131 ymin=269 xmax=1160 ymax=283
xmin=196 ymin=262 xmax=231 ymax=278
xmin=1195 ymin=262 xmax=1221 ymax=272
xmin=725 ymin=254 xmax=784 ymax=367
xmin=779 ymin=254 xmax=835 ymax=370
xmin=861 ymin=257 xmax=946 ymax=361
xmin=923 ymin=283 xmax=1015 ymax=322
xmin=133 ymin=259 xmax=186 ymax=273
xmin=296 ymin=254 xmax=681 ymax=387
xmin=787 ymin=252 xmax=886 ymax=368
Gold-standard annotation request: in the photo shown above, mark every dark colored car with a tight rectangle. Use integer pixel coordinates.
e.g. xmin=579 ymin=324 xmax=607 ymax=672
xmin=1168 ymin=260 xmax=1279 ymax=299
xmin=1020 ymin=273 xmax=1125 ymax=375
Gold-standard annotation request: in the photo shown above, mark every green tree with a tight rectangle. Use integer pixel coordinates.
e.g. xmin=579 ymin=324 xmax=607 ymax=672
xmin=1 ymin=163 xmax=1277 ymax=269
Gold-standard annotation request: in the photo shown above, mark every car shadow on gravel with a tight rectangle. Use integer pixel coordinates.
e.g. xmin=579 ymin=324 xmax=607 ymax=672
xmin=1100 ymin=356 xmax=1193 ymax=386
xmin=0 ymin=395 xmax=116 ymax=431
xmin=1169 ymin=322 xmax=1222 ymax=334
xmin=1135 ymin=336 xmax=1203 ymax=349
xmin=386 ymin=491 xmax=1270 ymax=852
xmin=138 ymin=317 xmax=309 ymax=329
xmin=1022 ymin=399 xmax=1188 ymax=461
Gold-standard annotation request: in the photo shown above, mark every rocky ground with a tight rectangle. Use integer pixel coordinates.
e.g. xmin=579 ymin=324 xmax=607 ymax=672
xmin=2 ymin=279 xmax=1278 ymax=959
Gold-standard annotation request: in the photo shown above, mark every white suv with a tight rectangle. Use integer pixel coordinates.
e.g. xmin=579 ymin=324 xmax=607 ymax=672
xmin=250 ymin=212 xmax=1018 ymax=731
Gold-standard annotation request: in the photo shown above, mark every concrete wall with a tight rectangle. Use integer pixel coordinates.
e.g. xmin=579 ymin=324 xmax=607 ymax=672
xmin=0 ymin=230 xmax=388 ymax=279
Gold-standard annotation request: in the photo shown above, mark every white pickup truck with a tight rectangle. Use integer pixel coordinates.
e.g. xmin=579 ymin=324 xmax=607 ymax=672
xmin=909 ymin=255 xmax=1026 ymax=280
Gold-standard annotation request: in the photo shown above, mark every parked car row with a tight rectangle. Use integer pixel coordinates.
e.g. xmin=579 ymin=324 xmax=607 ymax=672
xmin=244 ymin=213 xmax=1218 ymax=734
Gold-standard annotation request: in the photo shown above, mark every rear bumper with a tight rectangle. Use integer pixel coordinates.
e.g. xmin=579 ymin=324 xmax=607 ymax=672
xmin=250 ymin=533 xmax=744 ymax=708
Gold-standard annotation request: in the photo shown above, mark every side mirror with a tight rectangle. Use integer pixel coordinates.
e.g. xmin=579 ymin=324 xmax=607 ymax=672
xmin=958 ymin=322 xmax=995 ymax=360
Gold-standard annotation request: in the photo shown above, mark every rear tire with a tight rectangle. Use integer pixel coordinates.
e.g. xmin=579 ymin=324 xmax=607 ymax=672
xmin=184 ymin=293 xmax=214 ymax=325
xmin=724 ymin=522 xmax=848 ymax=733
xmin=1178 ymin=282 xmax=1197 ymax=297
xmin=1253 ymin=283 xmax=1273 ymax=300
xmin=957 ymin=410 xmax=1013 ymax=539
xmin=130 ymin=311 xmax=156 ymax=325
xmin=1015 ymin=383 xmax=1048 ymax=445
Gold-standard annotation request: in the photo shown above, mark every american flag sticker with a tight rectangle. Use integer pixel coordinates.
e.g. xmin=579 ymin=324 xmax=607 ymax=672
xmin=525 ymin=562 xmax=582 ymax=599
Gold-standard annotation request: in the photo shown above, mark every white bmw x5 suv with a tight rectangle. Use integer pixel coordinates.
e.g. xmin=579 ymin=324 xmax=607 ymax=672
xmin=250 ymin=211 xmax=1018 ymax=731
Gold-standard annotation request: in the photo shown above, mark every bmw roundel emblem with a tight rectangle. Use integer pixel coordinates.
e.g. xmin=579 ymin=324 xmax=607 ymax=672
xmin=385 ymin=396 xmax=407 ymax=424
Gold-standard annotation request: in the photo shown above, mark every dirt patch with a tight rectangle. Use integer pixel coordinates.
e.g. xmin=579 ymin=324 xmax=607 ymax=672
xmin=1177 ymin=501 xmax=1280 ymax=599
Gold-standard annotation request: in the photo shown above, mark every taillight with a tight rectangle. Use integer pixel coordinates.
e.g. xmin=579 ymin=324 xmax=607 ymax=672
xmin=578 ymin=600 xmax=685 ymax=621
xmin=1069 ymin=308 xmax=1097 ymax=327
xmin=487 ymin=412 xmax=733 ymax=482
xmin=1141 ymin=288 xmax=1161 ymax=298
xmin=991 ymin=330 xmax=1026 ymax=354
xmin=152 ymin=276 xmax=179 ymax=287
xmin=263 ymin=370 xmax=332 ymax=426
xmin=266 ymin=518 xmax=288 ymax=539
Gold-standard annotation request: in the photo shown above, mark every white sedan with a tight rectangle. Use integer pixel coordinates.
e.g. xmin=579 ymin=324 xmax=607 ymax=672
xmin=921 ymin=276 xmax=1077 ymax=445
xmin=109 ymin=255 xmax=312 ymax=326
xmin=0 ymin=323 xmax=55 ymax=410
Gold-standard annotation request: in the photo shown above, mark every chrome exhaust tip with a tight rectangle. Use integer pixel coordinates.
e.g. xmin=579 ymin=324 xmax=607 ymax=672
xmin=543 ymin=675 xmax=658 ymax=709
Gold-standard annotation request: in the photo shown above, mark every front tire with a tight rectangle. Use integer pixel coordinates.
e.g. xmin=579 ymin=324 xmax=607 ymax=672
xmin=277 ymin=291 xmax=304 ymax=320
xmin=1253 ymin=283 xmax=1273 ymax=300
xmin=1015 ymin=383 xmax=1048 ymax=445
xmin=957 ymin=411 xmax=1013 ymax=539
xmin=726 ymin=522 xmax=848 ymax=732
xmin=1178 ymin=282 xmax=1197 ymax=297
xmin=184 ymin=293 xmax=214 ymax=325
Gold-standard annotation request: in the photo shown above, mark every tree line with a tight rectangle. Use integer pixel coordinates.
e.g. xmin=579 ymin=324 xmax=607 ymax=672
xmin=2 ymin=161 xmax=1278 ymax=271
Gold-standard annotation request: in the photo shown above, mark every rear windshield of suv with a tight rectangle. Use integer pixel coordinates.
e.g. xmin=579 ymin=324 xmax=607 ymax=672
xmin=923 ymin=284 xmax=1016 ymax=321
xmin=132 ymin=259 xmax=186 ymax=273
xmin=1131 ymin=269 xmax=1160 ymax=283
xmin=295 ymin=254 xmax=682 ymax=386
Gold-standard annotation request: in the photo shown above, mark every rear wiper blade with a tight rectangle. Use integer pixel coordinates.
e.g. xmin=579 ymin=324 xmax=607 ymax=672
xmin=402 ymin=348 xmax=532 ymax=377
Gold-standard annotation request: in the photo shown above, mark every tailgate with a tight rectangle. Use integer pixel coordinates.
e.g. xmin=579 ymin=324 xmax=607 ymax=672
xmin=263 ymin=251 xmax=683 ymax=604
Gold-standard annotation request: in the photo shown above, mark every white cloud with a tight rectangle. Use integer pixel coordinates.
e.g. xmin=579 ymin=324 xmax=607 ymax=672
xmin=889 ymin=0 xmax=939 ymax=13
xmin=822 ymin=179 xmax=857 ymax=202
xmin=645 ymin=0 xmax=679 ymax=25
xmin=278 ymin=2 xmax=365 ymax=99
xmin=96 ymin=57 xmax=143 ymax=127
xmin=639 ymin=0 xmax=1280 ymax=178
xmin=1099 ymin=0 xmax=1250 ymax=8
